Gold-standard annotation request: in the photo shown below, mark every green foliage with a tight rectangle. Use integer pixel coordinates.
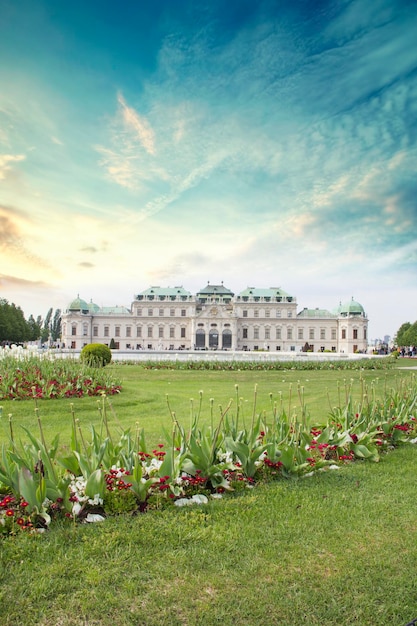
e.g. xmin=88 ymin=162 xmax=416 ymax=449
xmin=395 ymin=320 xmax=417 ymax=347
xmin=1 ymin=447 xmax=417 ymax=624
xmin=103 ymin=488 xmax=138 ymax=515
xmin=142 ymin=357 xmax=395 ymax=371
xmin=80 ymin=343 xmax=112 ymax=367
xmin=0 ymin=354 xmax=121 ymax=399
xmin=0 ymin=299 xmax=32 ymax=343
xmin=0 ymin=367 xmax=416 ymax=537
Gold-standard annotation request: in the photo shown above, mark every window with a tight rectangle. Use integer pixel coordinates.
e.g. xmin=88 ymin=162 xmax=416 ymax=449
xmin=71 ymin=340 xmax=76 ymax=349
xmin=104 ymin=326 xmax=109 ymax=337
xmin=265 ymin=327 xmax=270 ymax=340
xmin=170 ymin=308 xmax=175 ymax=317
xmin=254 ymin=309 xmax=259 ymax=318
xmin=181 ymin=309 xmax=186 ymax=317
xmin=320 ymin=329 xmax=325 ymax=340
xmin=298 ymin=328 xmax=303 ymax=340
xmin=181 ymin=327 xmax=186 ymax=338
xmin=83 ymin=323 xmax=88 ymax=336
xmin=353 ymin=329 xmax=358 ymax=339
xmin=276 ymin=310 xmax=281 ymax=318
xmin=243 ymin=310 xmax=248 ymax=317
xmin=158 ymin=326 xmax=164 ymax=338
xmin=287 ymin=311 xmax=293 ymax=318
xmin=254 ymin=327 xmax=259 ymax=340
xmin=136 ymin=326 xmax=142 ymax=338
xmin=147 ymin=326 xmax=153 ymax=338
xmin=342 ymin=329 xmax=346 ymax=339
xmin=364 ymin=328 xmax=367 ymax=340
xmin=159 ymin=308 xmax=164 ymax=317
xmin=71 ymin=325 xmax=77 ymax=336
xmin=243 ymin=328 xmax=248 ymax=339
xmin=137 ymin=308 xmax=142 ymax=316
xmin=276 ymin=327 xmax=281 ymax=339
xmin=265 ymin=309 xmax=270 ymax=318
xmin=115 ymin=326 xmax=120 ymax=337
xmin=309 ymin=329 xmax=315 ymax=340
xmin=331 ymin=329 xmax=336 ymax=340
xmin=170 ymin=327 xmax=175 ymax=338
xmin=126 ymin=326 xmax=131 ymax=337
xmin=148 ymin=309 xmax=153 ymax=316
xmin=287 ymin=328 xmax=293 ymax=340
xmin=93 ymin=326 xmax=98 ymax=337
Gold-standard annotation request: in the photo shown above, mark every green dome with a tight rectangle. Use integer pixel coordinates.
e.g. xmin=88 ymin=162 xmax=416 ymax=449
xmin=68 ymin=295 xmax=90 ymax=313
xmin=87 ymin=300 xmax=100 ymax=313
xmin=339 ymin=298 xmax=365 ymax=316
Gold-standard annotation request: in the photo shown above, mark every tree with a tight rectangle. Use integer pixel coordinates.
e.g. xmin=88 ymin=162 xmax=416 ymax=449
xmin=41 ymin=307 xmax=53 ymax=344
xmin=50 ymin=309 xmax=62 ymax=342
xmin=27 ymin=314 xmax=42 ymax=341
xmin=395 ymin=321 xmax=417 ymax=347
xmin=0 ymin=299 xmax=31 ymax=343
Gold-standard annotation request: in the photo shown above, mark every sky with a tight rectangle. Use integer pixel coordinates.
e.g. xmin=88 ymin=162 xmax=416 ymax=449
xmin=0 ymin=0 xmax=416 ymax=342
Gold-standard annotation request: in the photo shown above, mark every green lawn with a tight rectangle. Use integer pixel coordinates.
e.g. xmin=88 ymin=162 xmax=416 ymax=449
xmin=1 ymin=362 xmax=415 ymax=449
xmin=1 ymin=444 xmax=416 ymax=625
xmin=1 ymin=362 xmax=416 ymax=625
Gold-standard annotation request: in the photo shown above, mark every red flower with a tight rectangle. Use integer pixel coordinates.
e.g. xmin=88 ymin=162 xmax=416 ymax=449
xmin=5 ymin=509 xmax=14 ymax=517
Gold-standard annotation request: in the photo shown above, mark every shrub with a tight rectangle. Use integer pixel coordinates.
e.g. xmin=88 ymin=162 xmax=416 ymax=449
xmin=80 ymin=343 xmax=112 ymax=367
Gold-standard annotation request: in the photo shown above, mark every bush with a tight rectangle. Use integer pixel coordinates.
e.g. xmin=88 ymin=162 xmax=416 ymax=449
xmin=80 ymin=343 xmax=112 ymax=367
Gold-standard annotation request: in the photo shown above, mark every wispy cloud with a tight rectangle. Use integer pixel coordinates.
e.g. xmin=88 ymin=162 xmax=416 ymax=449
xmin=0 ymin=273 xmax=49 ymax=288
xmin=117 ymin=93 xmax=156 ymax=155
xmin=0 ymin=154 xmax=25 ymax=179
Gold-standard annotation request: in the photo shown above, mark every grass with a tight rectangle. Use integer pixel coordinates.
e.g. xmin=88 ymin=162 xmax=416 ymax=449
xmin=0 ymin=362 xmax=415 ymax=448
xmin=0 ymin=361 xmax=416 ymax=625
xmin=1 ymin=444 xmax=416 ymax=625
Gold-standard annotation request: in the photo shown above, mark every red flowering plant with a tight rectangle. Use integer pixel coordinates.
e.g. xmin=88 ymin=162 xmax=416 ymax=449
xmin=0 ymin=355 xmax=122 ymax=400
xmin=0 ymin=377 xmax=416 ymax=534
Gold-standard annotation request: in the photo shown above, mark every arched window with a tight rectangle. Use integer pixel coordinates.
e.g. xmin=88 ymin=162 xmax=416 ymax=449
xmin=222 ymin=329 xmax=232 ymax=349
xmin=209 ymin=328 xmax=219 ymax=349
xmin=195 ymin=328 xmax=205 ymax=348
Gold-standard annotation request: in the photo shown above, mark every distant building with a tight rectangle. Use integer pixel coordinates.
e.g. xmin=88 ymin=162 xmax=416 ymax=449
xmin=61 ymin=284 xmax=368 ymax=354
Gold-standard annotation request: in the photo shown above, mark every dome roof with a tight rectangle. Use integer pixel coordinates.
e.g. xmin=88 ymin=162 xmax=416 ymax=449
xmin=67 ymin=295 xmax=90 ymax=313
xmin=87 ymin=300 xmax=100 ymax=313
xmin=339 ymin=298 xmax=365 ymax=316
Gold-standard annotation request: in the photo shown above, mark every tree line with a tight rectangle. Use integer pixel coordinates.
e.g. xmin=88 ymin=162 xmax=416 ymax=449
xmin=395 ymin=321 xmax=417 ymax=348
xmin=0 ymin=299 xmax=61 ymax=345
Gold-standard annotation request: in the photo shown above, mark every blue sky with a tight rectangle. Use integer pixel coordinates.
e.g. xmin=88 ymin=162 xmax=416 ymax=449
xmin=0 ymin=0 xmax=416 ymax=341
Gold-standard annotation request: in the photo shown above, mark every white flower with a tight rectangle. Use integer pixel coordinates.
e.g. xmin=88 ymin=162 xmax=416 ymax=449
xmin=211 ymin=493 xmax=223 ymax=499
xmin=217 ymin=451 xmax=234 ymax=463
xmin=174 ymin=498 xmax=191 ymax=507
xmin=84 ymin=513 xmax=105 ymax=523
xmin=329 ymin=464 xmax=340 ymax=470
xmin=72 ymin=502 xmax=82 ymax=516
xmin=410 ymin=437 xmax=417 ymax=444
xmin=174 ymin=494 xmax=209 ymax=507
xmin=191 ymin=494 xmax=208 ymax=505
xmin=87 ymin=494 xmax=103 ymax=506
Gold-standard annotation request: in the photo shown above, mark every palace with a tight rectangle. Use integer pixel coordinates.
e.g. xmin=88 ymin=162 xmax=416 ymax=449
xmin=61 ymin=283 xmax=368 ymax=354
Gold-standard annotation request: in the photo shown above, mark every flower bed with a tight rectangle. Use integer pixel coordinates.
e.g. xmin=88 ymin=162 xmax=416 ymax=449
xmin=0 ymin=352 xmax=121 ymax=400
xmin=1 ymin=375 xmax=416 ymax=536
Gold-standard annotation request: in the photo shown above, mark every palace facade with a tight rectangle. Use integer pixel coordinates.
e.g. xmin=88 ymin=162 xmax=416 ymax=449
xmin=61 ymin=283 xmax=368 ymax=354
